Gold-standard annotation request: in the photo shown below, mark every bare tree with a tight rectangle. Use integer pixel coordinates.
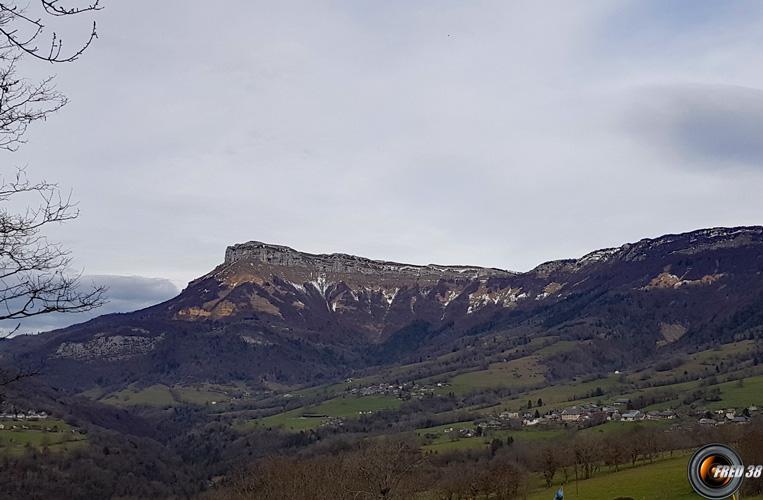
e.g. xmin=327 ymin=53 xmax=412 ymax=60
xmin=0 ymin=169 xmax=104 ymax=333
xmin=348 ymin=438 xmax=425 ymax=499
xmin=0 ymin=1 xmax=100 ymax=61
xmin=0 ymin=0 xmax=101 ymax=151
xmin=0 ymin=1 xmax=104 ymax=350
xmin=572 ymin=435 xmax=600 ymax=480
xmin=540 ymin=446 xmax=559 ymax=488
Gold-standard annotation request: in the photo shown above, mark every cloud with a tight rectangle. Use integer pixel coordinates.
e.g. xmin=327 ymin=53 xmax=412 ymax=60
xmin=0 ymin=275 xmax=179 ymax=335
xmin=5 ymin=0 xmax=763 ymax=287
xmin=627 ymin=84 xmax=763 ymax=169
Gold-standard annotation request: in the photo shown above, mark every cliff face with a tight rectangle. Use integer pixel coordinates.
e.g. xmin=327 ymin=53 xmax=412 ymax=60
xmin=223 ymin=241 xmax=513 ymax=279
xmin=4 ymin=226 xmax=763 ymax=391
xmin=177 ymin=241 xmax=515 ymax=339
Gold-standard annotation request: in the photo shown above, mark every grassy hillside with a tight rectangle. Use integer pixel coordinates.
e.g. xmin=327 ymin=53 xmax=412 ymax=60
xmin=250 ymin=395 xmax=402 ymax=431
xmin=98 ymin=383 xmax=232 ymax=407
xmin=527 ymin=452 xmax=763 ymax=500
xmin=0 ymin=419 xmax=87 ymax=456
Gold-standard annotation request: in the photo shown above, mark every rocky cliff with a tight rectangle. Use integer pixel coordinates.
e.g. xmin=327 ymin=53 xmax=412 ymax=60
xmin=4 ymin=226 xmax=763 ymax=391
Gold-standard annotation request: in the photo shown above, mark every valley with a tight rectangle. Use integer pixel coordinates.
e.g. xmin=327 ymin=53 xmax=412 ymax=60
xmin=1 ymin=226 xmax=763 ymax=498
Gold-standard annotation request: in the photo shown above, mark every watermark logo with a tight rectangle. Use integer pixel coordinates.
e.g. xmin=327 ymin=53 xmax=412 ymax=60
xmin=688 ymin=444 xmax=744 ymax=499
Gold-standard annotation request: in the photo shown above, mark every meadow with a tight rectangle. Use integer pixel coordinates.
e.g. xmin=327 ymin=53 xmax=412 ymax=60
xmin=0 ymin=418 xmax=87 ymax=456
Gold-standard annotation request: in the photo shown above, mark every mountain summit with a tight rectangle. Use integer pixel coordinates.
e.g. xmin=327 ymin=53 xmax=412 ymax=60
xmin=4 ymin=226 xmax=763 ymax=391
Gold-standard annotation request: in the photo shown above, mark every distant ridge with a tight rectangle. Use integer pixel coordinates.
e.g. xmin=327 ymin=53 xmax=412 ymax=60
xmin=3 ymin=225 xmax=763 ymax=392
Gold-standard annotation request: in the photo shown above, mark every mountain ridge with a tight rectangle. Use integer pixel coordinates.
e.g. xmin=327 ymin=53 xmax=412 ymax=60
xmin=3 ymin=225 xmax=762 ymax=392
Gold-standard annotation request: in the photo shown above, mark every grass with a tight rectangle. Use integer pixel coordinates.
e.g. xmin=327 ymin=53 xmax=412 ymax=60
xmin=527 ymin=453 xmax=699 ymax=500
xmin=254 ymin=407 xmax=325 ymax=431
xmin=579 ymin=419 xmax=672 ymax=436
xmin=417 ymin=420 xmax=567 ymax=453
xmin=0 ymin=419 xmax=87 ymax=456
xmin=447 ymin=355 xmax=546 ymax=395
xmin=416 ymin=418 xmax=676 ymax=455
xmin=625 ymin=373 xmax=763 ymax=413
xmin=533 ymin=340 xmax=582 ymax=357
xmin=249 ymin=395 xmax=403 ymax=432
xmin=630 ymin=340 xmax=757 ymax=386
xmin=102 ymin=384 xmax=176 ymax=406
xmin=306 ymin=394 xmax=401 ymax=417
xmin=703 ymin=375 xmax=763 ymax=411
xmin=482 ymin=373 xmax=625 ymax=415
xmin=525 ymin=452 xmax=761 ymax=500
xmin=174 ymin=385 xmax=231 ymax=405
xmin=100 ymin=383 xmax=231 ymax=407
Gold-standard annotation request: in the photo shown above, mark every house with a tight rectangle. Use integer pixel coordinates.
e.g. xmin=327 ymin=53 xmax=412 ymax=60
xmin=646 ymin=410 xmax=675 ymax=421
xmin=699 ymin=418 xmax=717 ymax=425
xmin=561 ymin=408 xmax=582 ymax=422
xmin=621 ymin=410 xmax=643 ymax=422
xmin=457 ymin=428 xmax=476 ymax=438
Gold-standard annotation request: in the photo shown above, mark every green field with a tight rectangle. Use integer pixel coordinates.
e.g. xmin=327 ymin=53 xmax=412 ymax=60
xmin=703 ymin=375 xmax=763 ymax=411
xmin=579 ymin=419 xmax=672 ymax=437
xmin=99 ymin=383 xmax=231 ymax=407
xmin=415 ymin=419 xmax=675 ymax=455
xmin=447 ymin=355 xmax=547 ymax=395
xmin=251 ymin=395 xmax=402 ymax=431
xmin=306 ymin=394 xmax=401 ymax=417
xmin=527 ymin=453 xmax=697 ymax=500
xmin=630 ymin=374 xmax=763 ymax=413
xmin=482 ymin=373 xmax=625 ymax=415
xmin=0 ymin=419 xmax=87 ymax=456
xmin=471 ymin=340 xmax=763 ymax=419
xmin=526 ymin=452 xmax=763 ymax=500
xmin=253 ymin=407 xmax=323 ymax=431
xmin=417 ymin=420 xmax=567 ymax=453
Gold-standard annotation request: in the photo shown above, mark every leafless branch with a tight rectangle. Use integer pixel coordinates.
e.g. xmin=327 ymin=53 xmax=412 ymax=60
xmin=0 ymin=168 xmax=106 ymax=338
xmin=0 ymin=52 xmax=67 ymax=151
xmin=0 ymin=1 xmax=100 ymax=63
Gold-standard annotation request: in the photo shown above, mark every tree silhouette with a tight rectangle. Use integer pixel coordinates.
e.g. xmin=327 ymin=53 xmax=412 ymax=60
xmin=0 ymin=1 xmax=104 ymax=384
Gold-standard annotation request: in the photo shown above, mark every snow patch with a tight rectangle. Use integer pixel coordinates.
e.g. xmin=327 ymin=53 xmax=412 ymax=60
xmin=308 ymin=275 xmax=332 ymax=297
xmin=382 ymin=288 xmax=399 ymax=306
xmin=287 ymin=280 xmax=306 ymax=292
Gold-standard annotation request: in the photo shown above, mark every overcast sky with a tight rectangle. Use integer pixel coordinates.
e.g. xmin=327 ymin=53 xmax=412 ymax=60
xmin=6 ymin=0 xmax=763 ymax=331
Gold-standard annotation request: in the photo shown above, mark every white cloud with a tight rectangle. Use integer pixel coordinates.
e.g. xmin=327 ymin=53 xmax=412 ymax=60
xmin=5 ymin=0 xmax=763 ymax=287
xmin=0 ymin=275 xmax=179 ymax=335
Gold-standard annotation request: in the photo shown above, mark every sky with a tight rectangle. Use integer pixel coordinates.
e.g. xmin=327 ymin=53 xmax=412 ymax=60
xmin=4 ymin=0 xmax=763 ymax=332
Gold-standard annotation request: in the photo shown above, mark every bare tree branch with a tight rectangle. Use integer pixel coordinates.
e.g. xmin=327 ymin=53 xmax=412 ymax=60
xmin=0 ymin=168 xmax=106 ymax=338
xmin=0 ymin=3 xmax=102 ymax=392
xmin=0 ymin=2 xmax=101 ymax=150
xmin=0 ymin=53 xmax=68 ymax=151
xmin=0 ymin=1 xmax=100 ymax=63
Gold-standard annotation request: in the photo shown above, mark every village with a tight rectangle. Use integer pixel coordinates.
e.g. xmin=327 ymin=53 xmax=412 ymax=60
xmin=326 ymin=380 xmax=762 ymax=435
xmin=470 ymin=400 xmax=760 ymax=436
xmin=489 ymin=400 xmax=679 ymax=430
xmin=344 ymin=379 xmax=440 ymax=400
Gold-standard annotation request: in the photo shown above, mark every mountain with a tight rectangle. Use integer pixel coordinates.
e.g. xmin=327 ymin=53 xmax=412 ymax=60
xmin=3 ymin=226 xmax=763 ymax=393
